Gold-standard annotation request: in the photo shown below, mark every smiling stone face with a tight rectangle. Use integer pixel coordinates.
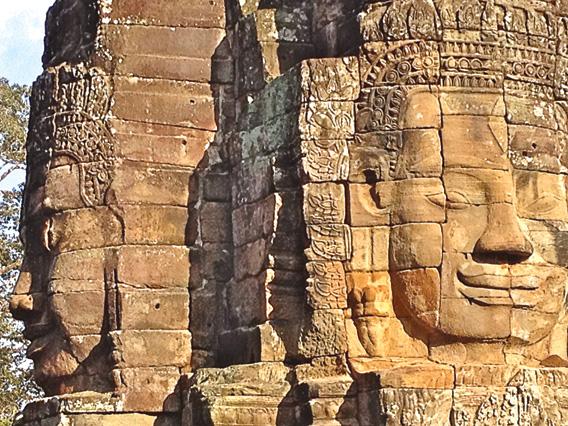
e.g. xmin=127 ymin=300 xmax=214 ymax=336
xmin=9 ymin=66 xmax=118 ymax=395
xmin=387 ymin=89 xmax=568 ymax=344
xmin=9 ymin=62 xmax=194 ymax=401
xmin=348 ymin=78 xmax=568 ymax=360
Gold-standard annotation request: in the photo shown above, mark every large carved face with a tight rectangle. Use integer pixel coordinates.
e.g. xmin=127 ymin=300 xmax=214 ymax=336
xmin=9 ymin=69 xmax=118 ymax=394
xmin=386 ymin=88 xmax=568 ymax=344
xmin=9 ymin=66 xmax=192 ymax=396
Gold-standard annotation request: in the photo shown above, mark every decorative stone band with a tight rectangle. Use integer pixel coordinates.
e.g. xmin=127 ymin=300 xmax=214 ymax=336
xmin=361 ymin=0 xmax=568 ymax=96
xmin=27 ymin=64 xmax=115 ymax=207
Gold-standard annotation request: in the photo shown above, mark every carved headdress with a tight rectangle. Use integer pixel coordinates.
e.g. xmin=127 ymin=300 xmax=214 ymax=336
xmin=360 ymin=0 xmax=568 ymax=98
xmin=27 ymin=65 xmax=115 ymax=207
xmin=356 ymin=0 xmax=568 ymax=180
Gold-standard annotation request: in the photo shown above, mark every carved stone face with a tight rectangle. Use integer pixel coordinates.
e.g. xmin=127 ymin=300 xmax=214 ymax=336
xmin=9 ymin=66 xmax=192 ymax=396
xmin=10 ymin=159 xmax=117 ymax=394
xmin=387 ymin=88 xmax=568 ymax=344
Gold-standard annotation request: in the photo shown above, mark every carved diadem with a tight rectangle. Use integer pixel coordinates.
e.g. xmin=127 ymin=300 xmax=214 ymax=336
xmin=28 ymin=65 xmax=115 ymax=207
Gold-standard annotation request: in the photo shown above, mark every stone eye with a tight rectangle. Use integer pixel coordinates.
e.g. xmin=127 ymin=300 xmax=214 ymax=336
xmin=446 ymin=191 xmax=472 ymax=210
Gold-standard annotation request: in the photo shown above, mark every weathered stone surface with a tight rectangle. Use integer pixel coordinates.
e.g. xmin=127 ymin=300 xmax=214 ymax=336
xmin=13 ymin=0 xmax=568 ymax=424
xmin=111 ymin=330 xmax=190 ymax=368
xmin=116 ymin=246 xmax=190 ymax=288
xmin=389 ymin=223 xmax=442 ymax=270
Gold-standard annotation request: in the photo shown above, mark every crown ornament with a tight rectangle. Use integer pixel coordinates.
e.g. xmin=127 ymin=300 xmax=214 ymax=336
xmin=27 ymin=65 xmax=116 ymax=207
xmin=359 ymin=0 xmax=568 ymax=97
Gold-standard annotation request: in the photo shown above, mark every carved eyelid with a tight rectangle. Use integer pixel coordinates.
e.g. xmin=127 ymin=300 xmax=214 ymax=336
xmin=445 ymin=191 xmax=473 ymax=208
xmin=522 ymin=194 xmax=565 ymax=214
xmin=426 ymin=192 xmax=446 ymax=207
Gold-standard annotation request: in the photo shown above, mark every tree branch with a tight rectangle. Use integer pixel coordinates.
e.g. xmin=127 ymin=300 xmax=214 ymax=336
xmin=0 ymin=164 xmax=23 ymax=185
xmin=0 ymin=261 xmax=20 ymax=277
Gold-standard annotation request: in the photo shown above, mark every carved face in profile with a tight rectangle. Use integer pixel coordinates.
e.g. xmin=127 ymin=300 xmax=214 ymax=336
xmin=9 ymin=69 xmax=118 ymax=394
xmin=10 ymin=65 xmax=193 ymax=396
xmin=386 ymin=88 xmax=568 ymax=344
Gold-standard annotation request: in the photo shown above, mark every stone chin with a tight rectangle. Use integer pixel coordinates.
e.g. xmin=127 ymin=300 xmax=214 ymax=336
xmin=392 ymin=264 xmax=566 ymax=346
xmin=28 ymin=332 xmax=79 ymax=394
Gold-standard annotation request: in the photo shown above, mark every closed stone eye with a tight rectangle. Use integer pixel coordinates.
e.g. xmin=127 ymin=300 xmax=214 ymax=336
xmin=445 ymin=191 xmax=472 ymax=209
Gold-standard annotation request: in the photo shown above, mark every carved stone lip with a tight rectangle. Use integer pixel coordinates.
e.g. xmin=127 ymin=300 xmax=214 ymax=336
xmin=456 ymin=262 xmax=541 ymax=306
xmin=457 ymin=262 xmax=510 ymax=290
xmin=26 ymin=332 xmax=53 ymax=360
xmin=457 ymin=284 xmax=513 ymax=306
xmin=23 ymin=322 xmax=52 ymax=341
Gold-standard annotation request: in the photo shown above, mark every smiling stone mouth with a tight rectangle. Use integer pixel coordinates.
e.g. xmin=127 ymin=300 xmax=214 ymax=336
xmin=24 ymin=322 xmax=52 ymax=341
xmin=26 ymin=332 xmax=54 ymax=360
xmin=456 ymin=263 xmax=541 ymax=307
xmin=24 ymin=321 xmax=54 ymax=360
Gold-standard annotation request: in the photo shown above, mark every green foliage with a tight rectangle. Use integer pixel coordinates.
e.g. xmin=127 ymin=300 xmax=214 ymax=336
xmin=0 ymin=78 xmax=28 ymax=167
xmin=0 ymin=78 xmax=41 ymax=424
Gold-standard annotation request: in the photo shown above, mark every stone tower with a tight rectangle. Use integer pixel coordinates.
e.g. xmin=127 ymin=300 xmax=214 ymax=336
xmin=10 ymin=0 xmax=568 ymax=424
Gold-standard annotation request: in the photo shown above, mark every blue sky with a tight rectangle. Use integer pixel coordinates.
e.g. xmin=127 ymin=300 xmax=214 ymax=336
xmin=0 ymin=0 xmax=54 ymax=85
xmin=0 ymin=0 xmax=53 ymax=189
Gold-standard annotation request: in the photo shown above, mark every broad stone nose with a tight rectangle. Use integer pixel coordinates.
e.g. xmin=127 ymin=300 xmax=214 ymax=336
xmin=9 ymin=268 xmax=43 ymax=321
xmin=474 ymin=202 xmax=533 ymax=261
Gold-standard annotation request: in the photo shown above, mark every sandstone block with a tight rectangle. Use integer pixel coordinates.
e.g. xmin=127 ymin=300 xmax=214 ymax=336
xmin=50 ymin=249 xmax=106 ymax=282
xmin=514 ymin=170 xmax=568 ymax=221
xmin=389 ymin=223 xmax=443 ymax=270
xmin=49 ymin=279 xmax=104 ymax=295
xmin=232 ymin=158 xmax=273 ymax=207
xmin=348 ymin=132 xmax=401 ymax=182
xmin=400 ymin=90 xmax=441 ymax=130
xmin=117 ymin=287 xmax=189 ymax=330
xmin=306 ymin=225 xmax=352 ymax=261
xmin=122 ymin=205 xmax=188 ymax=245
xmin=350 ymin=315 xmax=428 ymax=358
xmin=44 ymin=164 xmax=83 ymax=211
xmin=227 ymin=275 xmax=269 ymax=328
xmin=218 ymin=323 xmax=290 ymax=364
xmin=111 ymin=120 xmax=212 ymax=168
xmin=505 ymin=93 xmax=558 ymax=130
xmin=190 ymin=289 xmax=220 ymax=350
xmin=348 ymin=183 xmax=390 ymax=227
xmin=299 ymin=309 xmax=348 ymax=358
xmin=440 ymin=91 xmax=506 ymax=116
xmin=378 ymin=388 xmax=452 ymax=425
xmin=303 ymin=57 xmax=360 ymax=102
xmin=391 ymin=268 xmax=440 ymax=330
xmin=116 ymin=245 xmax=190 ymax=289
xmin=232 ymin=194 xmax=278 ymax=246
xmin=395 ymin=129 xmax=443 ymax=179
xmin=301 ymin=139 xmax=349 ymax=182
xmin=303 ymin=182 xmax=346 ymax=225
xmin=104 ymin=0 xmax=226 ymax=27
xmin=105 ymin=25 xmax=225 ymax=82
xmin=110 ymin=162 xmax=192 ymax=206
xmin=50 ymin=292 xmax=105 ymax=336
xmin=306 ymin=261 xmax=348 ymax=310
xmin=117 ymin=367 xmax=182 ymax=413
xmin=378 ymin=363 xmax=454 ymax=389
xmin=113 ymin=78 xmax=216 ymax=130
xmin=509 ymin=125 xmax=563 ymax=173
xmin=391 ymin=178 xmax=445 ymax=225
xmin=199 ymin=202 xmax=232 ymax=243
xmin=347 ymin=227 xmax=389 ymax=271
xmin=301 ymin=101 xmax=354 ymax=140
xmin=234 ymin=238 xmax=269 ymax=281
xmin=346 ymin=271 xmax=392 ymax=318
xmin=50 ymin=208 xmax=122 ymax=253
xmin=111 ymin=330 xmax=190 ymax=368
xmin=65 ymin=413 xmax=171 ymax=426
xmin=442 ymin=115 xmax=509 ymax=169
